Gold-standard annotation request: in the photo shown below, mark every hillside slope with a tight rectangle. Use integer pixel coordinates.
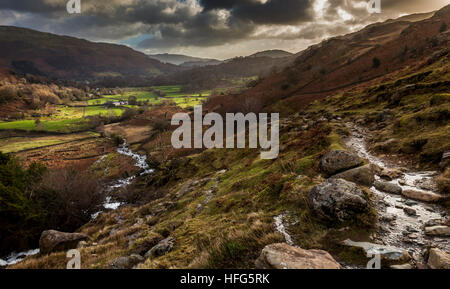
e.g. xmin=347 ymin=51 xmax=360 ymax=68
xmin=0 ymin=26 xmax=178 ymax=81
xmin=206 ymin=5 xmax=449 ymax=115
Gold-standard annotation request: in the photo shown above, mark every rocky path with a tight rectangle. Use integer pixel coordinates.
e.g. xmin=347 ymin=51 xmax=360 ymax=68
xmin=344 ymin=125 xmax=449 ymax=266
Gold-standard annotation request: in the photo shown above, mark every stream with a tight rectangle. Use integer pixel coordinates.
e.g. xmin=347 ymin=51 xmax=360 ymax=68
xmin=0 ymin=140 xmax=154 ymax=267
xmin=93 ymin=139 xmax=154 ymax=218
xmin=344 ymin=125 xmax=449 ymax=262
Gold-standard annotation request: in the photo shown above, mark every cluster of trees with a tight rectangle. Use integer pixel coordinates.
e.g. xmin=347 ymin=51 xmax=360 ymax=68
xmin=0 ymin=153 xmax=104 ymax=255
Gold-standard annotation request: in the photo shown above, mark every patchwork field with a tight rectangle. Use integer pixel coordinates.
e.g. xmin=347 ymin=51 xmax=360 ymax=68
xmin=88 ymin=86 xmax=208 ymax=108
xmin=0 ymin=85 xmax=209 ymax=133
xmin=0 ymin=132 xmax=100 ymax=153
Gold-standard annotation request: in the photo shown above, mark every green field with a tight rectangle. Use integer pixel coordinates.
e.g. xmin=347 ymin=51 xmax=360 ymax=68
xmin=0 ymin=86 xmax=209 ymax=132
xmin=0 ymin=106 xmax=125 ymax=132
xmin=0 ymin=118 xmax=89 ymax=133
xmin=88 ymin=86 xmax=208 ymax=108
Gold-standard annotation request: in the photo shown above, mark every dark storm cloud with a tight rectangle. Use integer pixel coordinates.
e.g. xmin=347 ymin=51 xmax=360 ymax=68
xmin=200 ymin=0 xmax=245 ymax=11
xmin=0 ymin=0 xmax=64 ymax=13
xmin=0 ymin=0 xmax=447 ymax=55
xmin=200 ymin=0 xmax=313 ymax=24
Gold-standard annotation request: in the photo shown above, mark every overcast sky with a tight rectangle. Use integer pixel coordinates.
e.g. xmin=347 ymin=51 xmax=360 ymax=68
xmin=0 ymin=0 xmax=448 ymax=59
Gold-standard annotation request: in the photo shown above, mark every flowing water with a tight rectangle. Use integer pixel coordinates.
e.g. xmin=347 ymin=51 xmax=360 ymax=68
xmin=1 ymin=140 xmax=156 ymax=266
xmin=0 ymin=249 xmax=40 ymax=267
xmin=345 ymin=125 xmax=448 ymax=261
xmin=274 ymin=214 xmax=295 ymax=246
xmin=92 ymin=139 xmax=154 ymax=219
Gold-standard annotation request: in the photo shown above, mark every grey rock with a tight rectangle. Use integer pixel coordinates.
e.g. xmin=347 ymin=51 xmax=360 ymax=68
xmin=308 ymin=178 xmax=369 ymax=222
xmin=331 ymin=164 xmax=376 ymax=187
xmin=374 ymin=180 xmax=402 ymax=194
xmin=109 ymin=254 xmax=144 ymax=269
xmin=144 ymin=237 xmax=174 ymax=259
xmin=379 ymin=168 xmax=404 ymax=181
xmin=404 ymin=200 xmax=418 ymax=206
xmin=403 ymin=207 xmax=417 ymax=216
xmin=320 ymin=150 xmax=362 ymax=175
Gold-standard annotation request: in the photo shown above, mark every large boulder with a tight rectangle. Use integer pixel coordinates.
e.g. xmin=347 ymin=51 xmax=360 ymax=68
xmin=428 ymin=248 xmax=450 ymax=269
xmin=255 ymin=243 xmax=341 ymax=269
xmin=331 ymin=164 xmax=376 ymax=187
xmin=108 ymin=254 xmax=144 ymax=269
xmin=374 ymin=180 xmax=402 ymax=194
xmin=144 ymin=237 xmax=174 ymax=258
xmin=320 ymin=150 xmax=362 ymax=175
xmin=308 ymin=178 xmax=369 ymax=222
xmin=39 ymin=230 xmax=89 ymax=255
xmin=401 ymin=189 xmax=444 ymax=203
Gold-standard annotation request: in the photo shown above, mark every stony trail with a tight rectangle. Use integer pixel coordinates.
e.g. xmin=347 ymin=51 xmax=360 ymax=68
xmin=344 ymin=125 xmax=449 ymax=264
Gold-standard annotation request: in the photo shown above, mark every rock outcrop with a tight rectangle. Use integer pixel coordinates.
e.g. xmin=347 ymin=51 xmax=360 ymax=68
xmin=108 ymin=254 xmax=144 ymax=269
xmin=144 ymin=237 xmax=174 ymax=258
xmin=255 ymin=243 xmax=341 ymax=269
xmin=308 ymin=178 xmax=369 ymax=222
xmin=320 ymin=150 xmax=362 ymax=175
xmin=39 ymin=230 xmax=89 ymax=255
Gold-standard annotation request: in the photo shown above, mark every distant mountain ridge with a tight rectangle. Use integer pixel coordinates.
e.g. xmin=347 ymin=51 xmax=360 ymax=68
xmin=248 ymin=50 xmax=293 ymax=58
xmin=149 ymin=50 xmax=293 ymax=67
xmin=148 ymin=53 xmax=221 ymax=66
xmin=0 ymin=26 xmax=178 ymax=81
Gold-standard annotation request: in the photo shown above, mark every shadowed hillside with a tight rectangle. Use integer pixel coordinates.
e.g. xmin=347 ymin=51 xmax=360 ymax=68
xmin=0 ymin=26 xmax=178 ymax=81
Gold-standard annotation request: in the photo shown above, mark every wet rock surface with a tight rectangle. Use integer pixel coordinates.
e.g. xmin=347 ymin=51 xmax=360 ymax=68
xmin=374 ymin=180 xmax=402 ymax=194
xmin=342 ymin=239 xmax=411 ymax=262
xmin=345 ymin=125 xmax=449 ymax=264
